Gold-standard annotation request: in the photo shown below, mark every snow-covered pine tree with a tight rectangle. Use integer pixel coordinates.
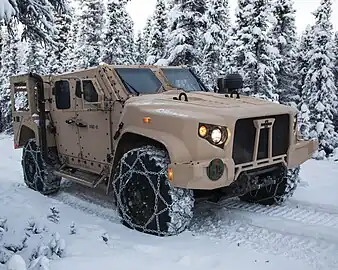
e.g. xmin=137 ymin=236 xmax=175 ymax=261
xmin=0 ymin=25 xmax=20 ymax=133
xmin=294 ymin=25 xmax=313 ymax=106
xmin=201 ymin=0 xmax=230 ymax=88
xmin=141 ymin=16 xmax=153 ymax=61
xmin=0 ymin=0 xmax=66 ymax=44
xmin=159 ymin=0 xmax=207 ymax=68
xmin=74 ymin=0 xmax=105 ymax=69
xmin=64 ymin=10 xmax=80 ymax=72
xmin=46 ymin=1 xmax=73 ymax=74
xmin=331 ymin=31 xmax=338 ymax=133
xmin=134 ymin=31 xmax=145 ymax=64
xmin=146 ymin=0 xmax=167 ymax=65
xmin=101 ymin=0 xmax=135 ymax=65
xmin=270 ymin=0 xmax=299 ymax=106
xmin=300 ymin=0 xmax=338 ymax=158
xmin=25 ymin=40 xmax=49 ymax=75
xmin=228 ymin=0 xmax=279 ymax=101
xmin=334 ymin=32 xmax=338 ymax=88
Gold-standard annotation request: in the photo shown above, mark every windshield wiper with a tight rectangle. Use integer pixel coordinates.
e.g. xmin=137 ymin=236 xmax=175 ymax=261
xmin=116 ymin=73 xmax=140 ymax=96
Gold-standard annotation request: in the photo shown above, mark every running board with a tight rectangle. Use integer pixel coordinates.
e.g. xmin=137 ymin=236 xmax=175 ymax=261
xmin=54 ymin=166 xmax=107 ymax=188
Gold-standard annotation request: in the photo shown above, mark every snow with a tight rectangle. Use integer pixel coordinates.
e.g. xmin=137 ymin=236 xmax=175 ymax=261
xmin=6 ymin=255 xmax=26 ymax=270
xmin=0 ymin=0 xmax=15 ymax=21
xmin=1 ymin=133 xmax=338 ymax=270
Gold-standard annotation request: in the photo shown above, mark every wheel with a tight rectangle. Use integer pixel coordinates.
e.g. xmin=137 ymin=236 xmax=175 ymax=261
xmin=21 ymin=139 xmax=61 ymax=195
xmin=239 ymin=166 xmax=300 ymax=205
xmin=112 ymin=145 xmax=194 ymax=236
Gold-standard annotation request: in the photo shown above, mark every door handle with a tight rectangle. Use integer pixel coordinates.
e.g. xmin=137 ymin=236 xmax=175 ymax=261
xmin=65 ymin=119 xmax=75 ymax=125
xmin=76 ymin=122 xmax=87 ymax=128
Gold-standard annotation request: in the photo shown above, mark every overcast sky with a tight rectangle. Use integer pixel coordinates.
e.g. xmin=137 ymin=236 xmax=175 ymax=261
xmin=126 ymin=0 xmax=338 ymax=35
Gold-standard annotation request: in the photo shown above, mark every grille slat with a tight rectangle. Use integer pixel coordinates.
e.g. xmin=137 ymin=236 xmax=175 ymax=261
xmin=232 ymin=114 xmax=290 ymax=165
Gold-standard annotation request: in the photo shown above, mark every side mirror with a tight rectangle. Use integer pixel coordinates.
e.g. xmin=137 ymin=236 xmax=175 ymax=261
xmin=216 ymin=73 xmax=243 ymax=94
xmin=224 ymin=73 xmax=243 ymax=90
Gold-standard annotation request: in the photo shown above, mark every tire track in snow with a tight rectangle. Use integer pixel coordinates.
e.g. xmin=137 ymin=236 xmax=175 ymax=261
xmin=214 ymin=198 xmax=338 ymax=230
xmin=49 ymin=182 xmax=120 ymax=224
xmin=190 ymin=200 xmax=338 ymax=270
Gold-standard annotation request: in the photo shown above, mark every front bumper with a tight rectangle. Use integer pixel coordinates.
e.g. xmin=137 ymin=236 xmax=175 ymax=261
xmin=168 ymin=158 xmax=235 ymax=190
xmin=287 ymin=139 xmax=318 ymax=169
xmin=168 ymin=139 xmax=318 ymax=190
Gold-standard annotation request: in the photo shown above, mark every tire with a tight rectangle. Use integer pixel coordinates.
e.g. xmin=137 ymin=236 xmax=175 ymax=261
xmin=239 ymin=166 xmax=300 ymax=205
xmin=21 ymin=139 xmax=61 ymax=195
xmin=112 ymin=145 xmax=194 ymax=236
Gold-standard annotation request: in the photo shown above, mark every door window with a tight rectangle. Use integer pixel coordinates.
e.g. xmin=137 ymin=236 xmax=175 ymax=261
xmin=75 ymin=79 xmax=98 ymax=103
xmin=55 ymin=80 xmax=70 ymax=109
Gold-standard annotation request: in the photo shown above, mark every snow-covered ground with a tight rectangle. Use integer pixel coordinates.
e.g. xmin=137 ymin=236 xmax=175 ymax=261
xmin=1 ymin=133 xmax=338 ymax=270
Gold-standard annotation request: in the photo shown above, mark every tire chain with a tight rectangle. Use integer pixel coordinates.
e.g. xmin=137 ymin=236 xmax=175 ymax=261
xmin=244 ymin=166 xmax=300 ymax=204
xmin=22 ymin=139 xmax=61 ymax=194
xmin=112 ymin=146 xmax=194 ymax=236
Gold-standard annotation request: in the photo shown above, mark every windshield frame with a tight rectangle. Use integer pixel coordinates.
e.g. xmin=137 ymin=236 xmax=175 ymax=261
xmin=161 ymin=67 xmax=209 ymax=92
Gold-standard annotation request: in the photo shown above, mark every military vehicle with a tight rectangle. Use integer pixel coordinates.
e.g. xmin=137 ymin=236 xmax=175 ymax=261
xmin=9 ymin=64 xmax=318 ymax=236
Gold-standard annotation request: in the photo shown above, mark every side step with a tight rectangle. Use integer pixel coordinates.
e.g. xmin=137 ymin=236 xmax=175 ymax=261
xmin=54 ymin=166 xmax=107 ymax=188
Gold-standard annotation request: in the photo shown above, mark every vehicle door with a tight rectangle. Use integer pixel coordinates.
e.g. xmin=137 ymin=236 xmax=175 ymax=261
xmin=74 ymin=78 xmax=112 ymax=165
xmin=52 ymin=79 xmax=82 ymax=160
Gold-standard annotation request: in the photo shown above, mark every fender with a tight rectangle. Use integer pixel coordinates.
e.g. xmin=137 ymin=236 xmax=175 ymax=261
xmin=17 ymin=124 xmax=39 ymax=148
xmin=117 ymin=126 xmax=192 ymax=164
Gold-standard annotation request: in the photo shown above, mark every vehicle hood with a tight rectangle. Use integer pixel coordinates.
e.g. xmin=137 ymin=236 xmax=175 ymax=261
xmin=125 ymin=90 xmax=297 ymax=122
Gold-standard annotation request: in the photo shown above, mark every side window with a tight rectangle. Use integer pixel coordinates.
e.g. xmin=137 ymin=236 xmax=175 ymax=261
xmin=83 ymin=80 xmax=98 ymax=102
xmin=55 ymin=80 xmax=70 ymax=110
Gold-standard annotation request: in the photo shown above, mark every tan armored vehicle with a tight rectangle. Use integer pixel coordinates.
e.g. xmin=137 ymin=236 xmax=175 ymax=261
xmin=10 ymin=64 xmax=318 ymax=236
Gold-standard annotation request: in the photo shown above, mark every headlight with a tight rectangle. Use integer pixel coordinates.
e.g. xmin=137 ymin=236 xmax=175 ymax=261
xmin=198 ymin=123 xmax=230 ymax=147
xmin=211 ymin=128 xmax=222 ymax=144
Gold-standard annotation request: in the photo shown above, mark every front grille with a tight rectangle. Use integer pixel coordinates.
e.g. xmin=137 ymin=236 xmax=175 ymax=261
xmin=232 ymin=114 xmax=290 ymax=165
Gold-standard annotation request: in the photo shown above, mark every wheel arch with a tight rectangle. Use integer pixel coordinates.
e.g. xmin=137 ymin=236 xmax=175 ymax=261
xmin=18 ymin=125 xmax=37 ymax=148
xmin=113 ymin=131 xmax=169 ymax=168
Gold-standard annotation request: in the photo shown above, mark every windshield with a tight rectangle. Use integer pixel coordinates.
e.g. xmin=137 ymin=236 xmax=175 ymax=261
xmin=115 ymin=68 xmax=162 ymax=94
xmin=161 ymin=68 xmax=208 ymax=92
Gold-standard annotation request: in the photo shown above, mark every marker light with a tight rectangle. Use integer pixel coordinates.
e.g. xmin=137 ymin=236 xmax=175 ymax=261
xmin=199 ymin=125 xmax=208 ymax=137
xmin=143 ymin=117 xmax=151 ymax=124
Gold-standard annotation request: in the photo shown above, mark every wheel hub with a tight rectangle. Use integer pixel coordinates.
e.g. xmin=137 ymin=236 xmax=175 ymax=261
xmin=123 ymin=175 xmax=155 ymax=226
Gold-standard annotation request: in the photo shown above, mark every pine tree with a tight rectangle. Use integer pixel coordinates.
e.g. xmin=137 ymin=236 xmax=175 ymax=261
xmin=160 ymin=0 xmax=207 ymax=67
xmin=25 ymin=40 xmax=49 ymax=75
xmin=46 ymin=3 xmax=72 ymax=74
xmin=270 ymin=0 xmax=298 ymax=106
xmin=64 ymin=11 xmax=80 ymax=72
xmin=333 ymin=32 xmax=338 ymax=88
xmin=101 ymin=0 xmax=134 ymax=65
xmin=295 ymin=25 xmax=313 ymax=105
xmin=201 ymin=0 xmax=230 ymax=88
xmin=74 ymin=0 xmax=105 ymax=69
xmin=333 ymin=32 xmax=338 ymax=132
xmin=146 ymin=0 xmax=167 ymax=65
xmin=228 ymin=0 xmax=279 ymax=101
xmin=0 ymin=0 xmax=66 ymax=44
xmin=300 ymin=0 xmax=338 ymax=157
xmin=134 ymin=31 xmax=145 ymax=64
xmin=0 ymin=26 xmax=20 ymax=133
xmin=141 ymin=16 xmax=153 ymax=61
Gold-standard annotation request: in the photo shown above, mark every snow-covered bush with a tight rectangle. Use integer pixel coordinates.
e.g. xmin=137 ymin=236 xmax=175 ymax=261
xmin=0 ymin=214 xmax=66 ymax=269
xmin=6 ymin=254 xmax=26 ymax=270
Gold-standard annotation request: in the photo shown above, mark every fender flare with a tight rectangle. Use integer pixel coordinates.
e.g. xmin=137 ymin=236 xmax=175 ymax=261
xmin=115 ymin=127 xmax=192 ymax=164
